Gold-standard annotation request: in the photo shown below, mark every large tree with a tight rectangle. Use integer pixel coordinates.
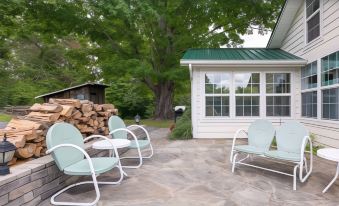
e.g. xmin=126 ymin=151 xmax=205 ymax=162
xmin=81 ymin=0 xmax=283 ymax=119
xmin=0 ymin=0 xmax=284 ymax=118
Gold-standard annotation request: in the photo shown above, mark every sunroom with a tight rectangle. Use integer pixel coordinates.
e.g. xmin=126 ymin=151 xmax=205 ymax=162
xmin=180 ymin=48 xmax=307 ymax=138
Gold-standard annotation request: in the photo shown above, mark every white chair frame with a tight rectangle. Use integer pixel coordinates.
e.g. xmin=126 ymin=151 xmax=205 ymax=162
xmin=110 ymin=125 xmax=153 ymax=169
xmin=230 ymin=129 xmax=313 ymax=190
xmin=46 ymin=135 xmax=124 ymax=206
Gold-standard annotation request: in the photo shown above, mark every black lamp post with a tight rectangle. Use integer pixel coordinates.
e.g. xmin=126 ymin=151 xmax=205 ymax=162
xmin=134 ymin=114 xmax=141 ymax=125
xmin=0 ymin=134 xmax=16 ymax=175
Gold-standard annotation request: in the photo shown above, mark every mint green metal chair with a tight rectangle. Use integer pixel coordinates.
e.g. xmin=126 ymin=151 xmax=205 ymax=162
xmin=108 ymin=116 xmax=153 ymax=168
xmin=230 ymin=119 xmax=275 ymax=170
xmin=264 ymin=121 xmax=313 ymax=190
xmin=46 ymin=122 xmax=124 ymax=206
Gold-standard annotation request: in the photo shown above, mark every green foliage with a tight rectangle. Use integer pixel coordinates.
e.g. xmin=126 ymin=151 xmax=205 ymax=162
xmin=170 ymin=108 xmax=192 ymax=140
xmin=0 ymin=0 xmax=284 ymax=117
xmin=0 ymin=113 xmax=11 ymax=122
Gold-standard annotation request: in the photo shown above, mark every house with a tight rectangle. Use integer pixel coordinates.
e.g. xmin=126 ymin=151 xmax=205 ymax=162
xmin=180 ymin=0 xmax=339 ymax=148
xmin=35 ymin=83 xmax=108 ymax=104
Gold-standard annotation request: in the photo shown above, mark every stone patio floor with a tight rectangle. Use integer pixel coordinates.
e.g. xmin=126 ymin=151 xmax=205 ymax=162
xmin=41 ymin=128 xmax=339 ymax=206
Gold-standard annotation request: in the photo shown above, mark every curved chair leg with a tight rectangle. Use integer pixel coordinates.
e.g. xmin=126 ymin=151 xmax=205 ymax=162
xmin=232 ymin=153 xmax=239 ymax=173
xmin=142 ymin=143 xmax=154 ymax=159
xmin=293 ymin=165 xmax=299 ymax=191
xmin=51 ymin=173 xmax=100 ymax=206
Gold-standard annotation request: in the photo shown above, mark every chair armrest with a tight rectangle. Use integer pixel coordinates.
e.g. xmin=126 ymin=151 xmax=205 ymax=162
xmin=110 ymin=128 xmax=140 ymax=149
xmin=230 ymin=129 xmax=248 ymax=162
xmin=46 ymin=144 xmax=96 ymax=175
xmin=299 ymin=135 xmax=313 ymax=182
xmin=127 ymin=125 xmax=151 ymax=142
xmin=84 ymin=135 xmax=120 ymax=159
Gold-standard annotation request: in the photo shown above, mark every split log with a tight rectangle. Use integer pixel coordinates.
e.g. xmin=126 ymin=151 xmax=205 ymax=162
xmin=30 ymin=103 xmax=63 ymax=113
xmin=101 ymin=104 xmax=114 ymax=111
xmin=6 ymin=118 xmax=42 ymax=130
xmin=34 ymin=146 xmax=43 ymax=158
xmin=15 ymin=143 xmax=37 ymax=159
xmin=83 ymin=111 xmax=96 ymax=118
xmin=81 ymin=104 xmax=93 ymax=113
xmin=49 ymin=98 xmax=81 ymax=108
xmin=27 ymin=112 xmax=60 ymax=122
xmin=7 ymin=135 xmax=26 ymax=148
xmin=8 ymin=157 xmax=17 ymax=166
xmin=60 ymin=105 xmax=74 ymax=117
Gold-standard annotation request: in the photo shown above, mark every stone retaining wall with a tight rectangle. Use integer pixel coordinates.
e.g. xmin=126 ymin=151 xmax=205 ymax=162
xmin=0 ymin=127 xmax=146 ymax=206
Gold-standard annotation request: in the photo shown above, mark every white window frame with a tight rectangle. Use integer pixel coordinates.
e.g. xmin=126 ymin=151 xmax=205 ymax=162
xmin=305 ymin=0 xmax=322 ymax=44
xmin=265 ymin=72 xmax=292 ymax=117
xmin=204 ymin=72 xmax=231 ymax=117
xmin=301 ymin=61 xmax=318 ymax=118
xmin=234 ymin=72 xmax=260 ymax=117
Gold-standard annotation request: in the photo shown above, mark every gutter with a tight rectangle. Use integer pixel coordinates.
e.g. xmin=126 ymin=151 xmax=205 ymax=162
xmin=180 ymin=59 xmax=307 ymax=67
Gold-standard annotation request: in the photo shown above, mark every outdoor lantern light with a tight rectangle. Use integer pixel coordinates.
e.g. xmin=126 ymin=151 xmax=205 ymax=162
xmin=0 ymin=133 xmax=16 ymax=175
xmin=134 ymin=114 xmax=141 ymax=125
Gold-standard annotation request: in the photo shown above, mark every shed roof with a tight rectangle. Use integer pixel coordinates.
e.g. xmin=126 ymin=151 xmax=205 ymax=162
xmin=181 ymin=48 xmax=303 ymax=61
xmin=35 ymin=82 xmax=108 ymax=99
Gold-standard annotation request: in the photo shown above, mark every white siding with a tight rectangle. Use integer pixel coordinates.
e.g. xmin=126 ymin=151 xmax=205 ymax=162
xmin=280 ymin=0 xmax=339 ymax=148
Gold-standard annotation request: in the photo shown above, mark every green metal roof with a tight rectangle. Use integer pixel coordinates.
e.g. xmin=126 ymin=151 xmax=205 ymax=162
xmin=181 ymin=48 xmax=303 ymax=61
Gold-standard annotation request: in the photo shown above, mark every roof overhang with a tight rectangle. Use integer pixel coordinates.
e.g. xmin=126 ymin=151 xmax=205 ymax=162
xmin=267 ymin=0 xmax=303 ymax=48
xmin=180 ymin=59 xmax=307 ymax=67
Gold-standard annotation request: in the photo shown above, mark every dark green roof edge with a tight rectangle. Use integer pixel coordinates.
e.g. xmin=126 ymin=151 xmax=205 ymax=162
xmin=181 ymin=48 xmax=304 ymax=61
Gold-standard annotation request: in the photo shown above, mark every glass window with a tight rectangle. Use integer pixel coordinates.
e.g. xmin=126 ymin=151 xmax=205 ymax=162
xmin=235 ymin=73 xmax=260 ymax=117
xmin=322 ymin=88 xmax=339 ymax=120
xmin=302 ymin=91 xmax=317 ymax=118
xmin=321 ymin=51 xmax=339 ymax=86
xmin=205 ymin=73 xmax=230 ymax=116
xmin=266 ymin=73 xmax=291 ymax=117
xmin=306 ymin=0 xmax=320 ymax=43
xmin=301 ymin=61 xmax=317 ymax=90
xmin=266 ymin=73 xmax=290 ymax=93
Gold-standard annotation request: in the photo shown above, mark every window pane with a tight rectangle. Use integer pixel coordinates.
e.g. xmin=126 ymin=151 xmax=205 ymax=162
xmin=302 ymin=61 xmax=318 ymax=90
xmin=306 ymin=0 xmax=319 ymax=18
xmin=252 ymin=84 xmax=260 ymax=93
xmin=222 ymin=106 xmax=229 ymax=116
xmin=266 ymin=73 xmax=290 ymax=93
xmin=236 ymin=106 xmax=243 ymax=116
xmin=214 ymin=106 xmax=222 ymax=116
xmin=266 ymin=96 xmax=291 ymax=117
xmin=322 ymin=88 xmax=339 ymax=120
xmin=252 ymin=106 xmax=259 ymax=116
xmin=252 ymin=96 xmax=260 ymax=105
xmin=302 ymin=91 xmax=317 ymax=118
xmin=235 ymin=73 xmax=260 ymax=94
xmin=206 ymin=106 xmax=214 ymax=116
xmin=307 ymin=12 xmax=320 ymax=43
xmin=244 ymin=106 xmax=252 ymax=116
xmin=205 ymin=84 xmax=213 ymax=93
xmin=206 ymin=97 xmax=213 ymax=106
xmin=214 ymin=96 xmax=221 ymax=105
xmin=222 ymin=96 xmax=229 ymax=106
xmin=244 ymin=96 xmax=251 ymax=105
xmin=236 ymin=96 xmax=243 ymax=105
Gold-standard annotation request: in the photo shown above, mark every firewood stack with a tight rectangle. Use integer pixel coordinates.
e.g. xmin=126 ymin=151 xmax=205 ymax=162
xmin=0 ymin=98 xmax=118 ymax=165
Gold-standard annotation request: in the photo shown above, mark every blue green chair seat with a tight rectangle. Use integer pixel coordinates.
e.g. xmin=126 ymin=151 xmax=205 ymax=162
xmin=234 ymin=145 xmax=266 ymax=155
xmin=129 ymin=140 xmax=150 ymax=149
xmin=264 ymin=150 xmax=301 ymax=162
xmin=64 ymin=157 xmax=119 ymax=176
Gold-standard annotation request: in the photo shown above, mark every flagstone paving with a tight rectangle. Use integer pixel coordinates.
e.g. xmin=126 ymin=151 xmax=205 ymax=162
xmin=40 ymin=128 xmax=339 ymax=206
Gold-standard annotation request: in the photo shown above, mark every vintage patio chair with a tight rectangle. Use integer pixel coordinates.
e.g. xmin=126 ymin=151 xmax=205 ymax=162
xmin=230 ymin=119 xmax=275 ymax=165
xmin=46 ymin=122 xmax=124 ymax=206
xmin=264 ymin=121 xmax=313 ymax=190
xmin=231 ymin=120 xmax=313 ymax=190
xmin=108 ymin=115 xmax=153 ymax=168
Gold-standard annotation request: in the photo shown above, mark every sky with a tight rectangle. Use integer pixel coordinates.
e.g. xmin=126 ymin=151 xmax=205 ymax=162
xmin=241 ymin=30 xmax=272 ymax=48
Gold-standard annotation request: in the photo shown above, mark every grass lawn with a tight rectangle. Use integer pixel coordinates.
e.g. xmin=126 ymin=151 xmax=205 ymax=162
xmin=124 ymin=119 xmax=173 ymax=128
xmin=0 ymin=113 xmax=12 ymax=122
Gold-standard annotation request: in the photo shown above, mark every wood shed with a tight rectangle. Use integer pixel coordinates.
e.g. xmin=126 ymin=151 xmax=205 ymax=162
xmin=35 ymin=83 xmax=109 ymax=104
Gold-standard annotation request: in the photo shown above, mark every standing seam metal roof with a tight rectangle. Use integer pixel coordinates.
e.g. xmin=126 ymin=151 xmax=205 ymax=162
xmin=181 ymin=48 xmax=303 ymax=60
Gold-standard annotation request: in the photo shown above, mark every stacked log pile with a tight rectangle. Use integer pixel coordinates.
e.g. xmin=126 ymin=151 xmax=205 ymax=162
xmin=0 ymin=99 xmax=118 ymax=164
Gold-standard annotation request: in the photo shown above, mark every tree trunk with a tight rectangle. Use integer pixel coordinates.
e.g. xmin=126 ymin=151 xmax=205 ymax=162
xmin=153 ymin=81 xmax=174 ymax=120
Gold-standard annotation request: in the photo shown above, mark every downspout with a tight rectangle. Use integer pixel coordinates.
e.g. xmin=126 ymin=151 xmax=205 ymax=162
xmin=189 ymin=64 xmax=194 ymax=138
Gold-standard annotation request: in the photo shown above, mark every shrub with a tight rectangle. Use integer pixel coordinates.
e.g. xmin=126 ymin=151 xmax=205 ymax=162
xmin=170 ymin=107 xmax=192 ymax=140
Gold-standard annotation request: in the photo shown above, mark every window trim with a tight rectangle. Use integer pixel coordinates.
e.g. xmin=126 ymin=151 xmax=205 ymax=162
xmin=265 ymin=73 xmax=292 ymax=117
xmin=305 ymin=0 xmax=322 ymax=45
xmin=234 ymin=72 xmax=260 ymax=117
xmin=204 ymin=72 xmax=231 ymax=117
